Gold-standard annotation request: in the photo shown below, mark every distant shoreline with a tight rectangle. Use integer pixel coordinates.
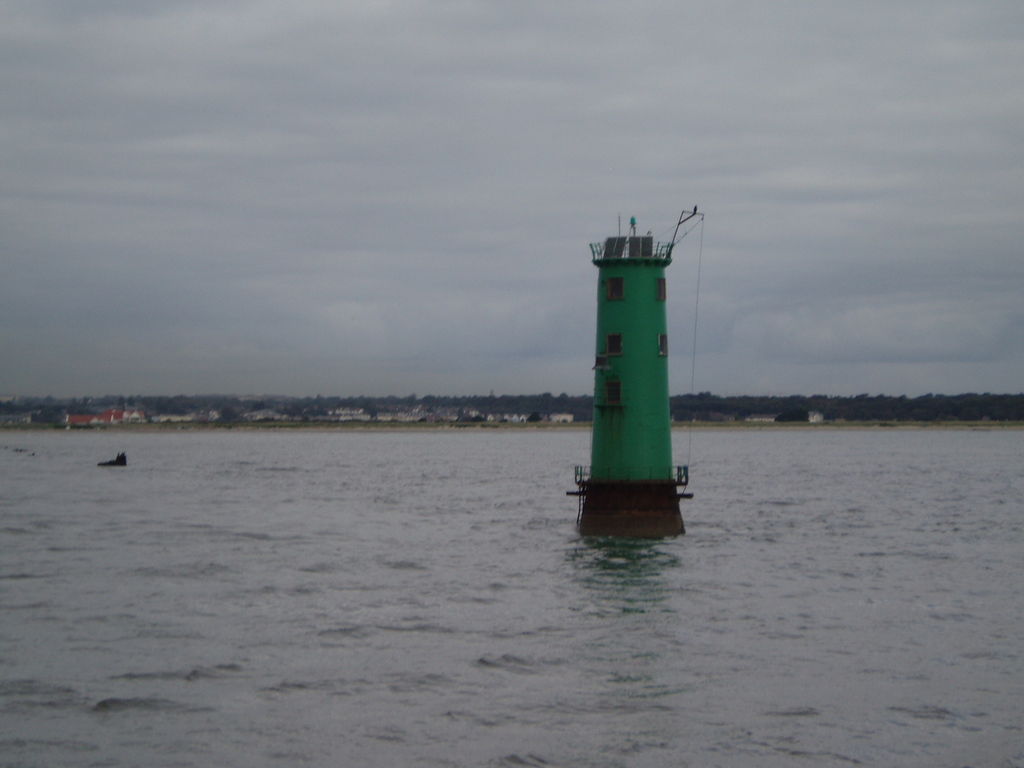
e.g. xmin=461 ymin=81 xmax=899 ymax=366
xmin=3 ymin=420 xmax=1022 ymax=432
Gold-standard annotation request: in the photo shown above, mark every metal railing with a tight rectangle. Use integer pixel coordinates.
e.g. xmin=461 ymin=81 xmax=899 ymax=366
xmin=589 ymin=242 xmax=673 ymax=260
xmin=574 ymin=465 xmax=688 ymax=485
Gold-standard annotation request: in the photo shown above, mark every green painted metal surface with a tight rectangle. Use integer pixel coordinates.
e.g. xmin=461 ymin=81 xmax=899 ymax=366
xmin=589 ymin=236 xmax=675 ymax=481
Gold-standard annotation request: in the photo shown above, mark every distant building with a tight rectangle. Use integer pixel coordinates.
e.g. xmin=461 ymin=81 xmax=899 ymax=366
xmin=376 ymin=407 xmax=431 ymax=422
xmin=150 ymin=410 xmax=220 ymax=423
xmin=549 ymin=413 xmax=574 ymax=423
xmin=65 ymin=408 xmax=146 ymax=426
xmin=744 ymin=414 xmax=778 ymax=423
xmin=809 ymin=411 xmax=824 ymax=423
xmin=243 ymin=409 xmax=286 ymax=421
xmin=494 ymin=413 xmax=528 ymax=423
xmin=151 ymin=414 xmax=196 ymax=423
xmin=326 ymin=408 xmax=372 ymax=422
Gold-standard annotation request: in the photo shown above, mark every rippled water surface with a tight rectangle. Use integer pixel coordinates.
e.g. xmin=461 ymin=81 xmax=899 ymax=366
xmin=1 ymin=427 xmax=1022 ymax=767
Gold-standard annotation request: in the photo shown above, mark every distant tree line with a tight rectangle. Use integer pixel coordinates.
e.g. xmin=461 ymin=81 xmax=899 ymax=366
xmin=668 ymin=392 xmax=1024 ymax=423
xmin=3 ymin=391 xmax=1024 ymax=424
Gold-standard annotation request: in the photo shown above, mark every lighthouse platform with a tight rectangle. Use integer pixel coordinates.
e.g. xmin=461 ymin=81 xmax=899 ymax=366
xmin=570 ymin=466 xmax=689 ymax=538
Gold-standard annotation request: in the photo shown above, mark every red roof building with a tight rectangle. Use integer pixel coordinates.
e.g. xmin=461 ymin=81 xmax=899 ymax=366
xmin=65 ymin=409 xmax=146 ymax=426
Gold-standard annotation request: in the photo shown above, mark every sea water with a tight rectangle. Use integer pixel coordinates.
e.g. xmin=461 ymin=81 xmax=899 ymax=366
xmin=1 ymin=427 xmax=1022 ymax=767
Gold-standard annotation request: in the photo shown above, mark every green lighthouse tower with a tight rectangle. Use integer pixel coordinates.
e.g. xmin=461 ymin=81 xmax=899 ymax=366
xmin=570 ymin=210 xmax=698 ymax=537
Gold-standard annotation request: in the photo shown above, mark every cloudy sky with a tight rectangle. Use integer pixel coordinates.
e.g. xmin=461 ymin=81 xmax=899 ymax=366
xmin=3 ymin=0 xmax=1022 ymax=398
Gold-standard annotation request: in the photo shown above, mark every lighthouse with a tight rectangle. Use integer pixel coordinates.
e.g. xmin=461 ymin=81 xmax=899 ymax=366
xmin=570 ymin=210 xmax=698 ymax=537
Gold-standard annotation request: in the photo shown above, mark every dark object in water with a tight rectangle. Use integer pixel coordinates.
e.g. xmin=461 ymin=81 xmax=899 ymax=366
xmin=98 ymin=452 xmax=127 ymax=467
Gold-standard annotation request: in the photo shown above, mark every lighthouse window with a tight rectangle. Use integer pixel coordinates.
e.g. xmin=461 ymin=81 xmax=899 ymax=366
xmin=605 ymin=381 xmax=621 ymax=404
xmin=606 ymin=333 xmax=622 ymax=356
xmin=658 ymin=334 xmax=668 ymax=356
xmin=606 ymin=277 xmax=624 ymax=300
xmin=656 ymin=278 xmax=666 ymax=301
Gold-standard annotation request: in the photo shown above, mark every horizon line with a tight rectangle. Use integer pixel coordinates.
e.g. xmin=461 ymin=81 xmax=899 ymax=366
xmin=5 ymin=391 xmax=1024 ymax=401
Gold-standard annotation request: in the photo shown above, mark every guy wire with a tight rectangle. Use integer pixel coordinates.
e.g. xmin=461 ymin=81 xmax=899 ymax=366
xmin=686 ymin=216 xmax=705 ymax=467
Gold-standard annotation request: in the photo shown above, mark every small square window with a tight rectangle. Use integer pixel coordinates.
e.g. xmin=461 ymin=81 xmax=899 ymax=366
xmin=656 ymin=278 xmax=666 ymax=301
xmin=606 ymin=333 xmax=622 ymax=356
xmin=658 ymin=334 xmax=668 ymax=356
xmin=605 ymin=381 xmax=621 ymax=404
xmin=606 ymin=277 xmax=624 ymax=300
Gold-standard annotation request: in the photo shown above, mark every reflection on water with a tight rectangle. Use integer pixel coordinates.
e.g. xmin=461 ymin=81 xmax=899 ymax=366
xmin=565 ymin=539 xmax=690 ymax=723
xmin=568 ymin=539 xmax=681 ymax=612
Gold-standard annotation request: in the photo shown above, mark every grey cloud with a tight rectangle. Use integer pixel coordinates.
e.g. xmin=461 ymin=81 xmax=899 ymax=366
xmin=2 ymin=0 xmax=1023 ymax=397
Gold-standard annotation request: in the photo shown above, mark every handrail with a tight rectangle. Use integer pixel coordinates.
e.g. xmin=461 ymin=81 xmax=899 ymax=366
xmin=590 ymin=241 xmax=673 ymax=261
xmin=574 ymin=465 xmax=688 ymax=485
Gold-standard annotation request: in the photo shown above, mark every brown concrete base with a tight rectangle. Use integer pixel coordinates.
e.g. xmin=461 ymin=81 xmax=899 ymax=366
xmin=577 ymin=481 xmax=685 ymax=538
